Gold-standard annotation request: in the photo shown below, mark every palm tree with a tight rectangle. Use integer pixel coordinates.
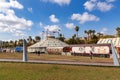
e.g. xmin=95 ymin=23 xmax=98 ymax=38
xmin=87 ymin=30 xmax=96 ymax=40
xmin=27 ymin=36 xmax=32 ymax=42
xmin=35 ymin=36 xmax=41 ymax=42
xmin=58 ymin=34 xmax=65 ymax=41
xmin=72 ymin=34 xmax=76 ymax=44
xmin=116 ymin=27 xmax=120 ymax=37
xmin=27 ymin=36 xmax=33 ymax=46
xmin=84 ymin=30 xmax=96 ymax=41
xmin=14 ymin=40 xmax=17 ymax=47
xmin=88 ymin=30 xmax=93 ymax=40
xmin=9 ymin=40 xmax=14 ymax=48
xmin=59 ymin=33 xmax=62 ymax=38
xmin=75 ymin=26 xmax=79 ymax=38
xmin=92 ymin=30 xmax=95 ymax=35
xmin=18 ymin=39 xmax=23 ymax=46
xmin=97 ymin=32 xmax=103 ymax=38
xmin=84 ymin=30 xmax=89 ymax=40
xmin=91 ymin=30 xmax=96 ymax=39
xmin=2 ymin=41 xmax=6 ymax=48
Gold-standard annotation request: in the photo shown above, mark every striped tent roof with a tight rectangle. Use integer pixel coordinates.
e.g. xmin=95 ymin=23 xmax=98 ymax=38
xmin=97 ymin=38 xmax=120 ymax=47
xmin=28 ymin=36 xmax=69 ymax=48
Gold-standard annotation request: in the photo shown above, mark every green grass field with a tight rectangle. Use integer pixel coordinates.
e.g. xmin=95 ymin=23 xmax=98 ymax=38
xmin=0 ymin=53 xmax=120 ymax=80
xmin=0 ymin=62 xmax=120 ymax=80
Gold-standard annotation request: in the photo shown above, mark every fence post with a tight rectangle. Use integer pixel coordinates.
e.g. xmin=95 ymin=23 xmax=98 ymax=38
xmin=110 ymin=40 xmax=120 ymax=66
xmin=23 ymin=39 xmax=27 ymax=62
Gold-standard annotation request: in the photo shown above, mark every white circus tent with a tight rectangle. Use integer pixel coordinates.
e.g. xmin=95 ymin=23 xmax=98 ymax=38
xmin=27 ymin=36 xmax=69 ymax=53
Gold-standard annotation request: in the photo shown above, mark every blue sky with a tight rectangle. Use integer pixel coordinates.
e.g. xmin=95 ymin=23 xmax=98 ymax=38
xmin=0 ymin=0 xmax=120 ymax=41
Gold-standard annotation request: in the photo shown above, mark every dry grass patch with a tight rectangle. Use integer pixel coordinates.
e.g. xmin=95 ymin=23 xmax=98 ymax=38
xmin=0 ymin=52 xmax=114 ymax=63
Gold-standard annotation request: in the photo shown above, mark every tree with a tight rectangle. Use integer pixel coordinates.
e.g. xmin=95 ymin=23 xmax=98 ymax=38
xmin=35 ymin=36 xmax=41 ymax=42
xmin=18 ymin=39 xmax=23 ymax=46
xmin=116 ymin=27 xmax=120 ymax=37
xmin=84 ymin=30 xmax=94 ymax=40
xmin=57 ymin=34 xmax=65 ymax=42
xmin=85 ymin=30 xmax=96 ymax=40
xmin=97 ymin=32 xmax=103 ymax=39
xmin=84 ymin=29 xmax=99 ymax=44
xmin=59 ymin=34 xmax=62 ymax=37
xmin=84 ymin=30 xmax=89 ymax=40
xmin=65 ymin=34 xmax=76 ymax=44
xmin=27 ymin=36 xmax=33 ymax=46
xmin=27 ymin=36 xmax=32 ymax=42
xmin=9 ymin=40 xmax=14 ymax=48
xmin=92 ymin=30 xmax=95 ymax=35
xmin=75 ymin=26 xmax=79 ymax=38
xmin=14 ymin=40 xmax=17 ymax=47
xmin=2 ymin=41 xmax=9 ymax=48
xmin=72 ymin=34 xmax=76 ymax=39
xmin=90 ymin=35 xmax=98 ymax=44
xmin=65 ymin=36 xmax=85 ymax=44
xmin=88 ymin=30 xmax=93 ymax=40
xmin=91 ymin=30 xmax=96 ymax=39
xmin=100 ymin=35 xmax=115 ymax=38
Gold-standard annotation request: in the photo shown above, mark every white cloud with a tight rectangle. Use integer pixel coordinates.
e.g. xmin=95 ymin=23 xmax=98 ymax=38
xmin=49 ymin=14 xmax=59 ymax=23
xmin=71 ymin=12 xmax=99 ymax=24
xmin=39 ymin=22 xmax=43 ymax=26
xmin=14 ymin=30 xmax=24 ymax=37
xmin=27 ymin=7 xmax=33 ymax=13
xmin=0 ymin=0 xmax=23 ymax=11
xmin=40 ymin=0 xmax=71 ymax=6
xmin=100 ymin=27 xmax=108 ymax=34
xmin=44 ymin=25 xmax=61 ymax=32
xmin=65 ymin=23 xmax=75 ymax=29
xmin=50 ymin=0 xmax=71 ymax=6
xmin=0 ymin=0 xmax=33 ymax=36
xmin=84 ymin=0 xmax=96 ymax=11
xmin=10 ymin=0 xmax=23 ymax=9
xmin=97 ymin=2 xmax=113 ymax=12
xmin=106 ymin=0 xmax=116 ymax=3
xmin=84 ymin=0 xmax=115 ymax=12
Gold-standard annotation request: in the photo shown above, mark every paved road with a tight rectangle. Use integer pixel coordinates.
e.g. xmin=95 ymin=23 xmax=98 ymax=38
xmin=0 ymin=58 xmax=115 ymax=66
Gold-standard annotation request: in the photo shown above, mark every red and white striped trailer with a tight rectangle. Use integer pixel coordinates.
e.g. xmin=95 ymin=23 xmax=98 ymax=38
xmin=97 ymin=38 xmax=120 ymax=56
xmin=63 ymin=44 xmax=112 ymax=58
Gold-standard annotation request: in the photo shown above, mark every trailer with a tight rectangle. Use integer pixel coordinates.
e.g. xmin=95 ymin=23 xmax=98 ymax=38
xmin=63 ymin=44 xmax=112 ymax=58
xmin=97 ymin=38 xmax=120 ymax=56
